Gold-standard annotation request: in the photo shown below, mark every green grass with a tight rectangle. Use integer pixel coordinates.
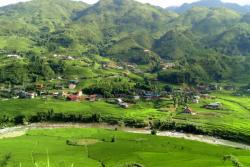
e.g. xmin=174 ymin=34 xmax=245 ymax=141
xmin=174 ymin=92 xmax=250 ymax=137
xmin=1 ymin=91 xmax=250 ymax=143
xmin=0 ymin=99 xmax=168 ymax=121
xmin=0 ymin=128 xmax=250 ymax=167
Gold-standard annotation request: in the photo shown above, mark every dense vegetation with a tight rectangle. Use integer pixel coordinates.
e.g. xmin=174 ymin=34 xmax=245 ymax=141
xmin=0 ymin=0 xmax=250 ymax=85
xmin=1 ymin=1 xmax=250 ymax=166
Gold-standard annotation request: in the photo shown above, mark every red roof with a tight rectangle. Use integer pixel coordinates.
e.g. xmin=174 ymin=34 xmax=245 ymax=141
xmin=184 ymin=107 xmax=193 ymax=113
xmin=89 ymin=94 xmax=97 ymax=98
xmin=67 ymin=95 xmax=80 ymax=101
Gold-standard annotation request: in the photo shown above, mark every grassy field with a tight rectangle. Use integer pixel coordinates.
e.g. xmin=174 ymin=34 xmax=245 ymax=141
xmin=0 ymin=128 xmax=250 ymax=167
xmin=0 ymin=99 xmax=169 ymax=121
xmin=1 ymin=92 xmax=250 ymax=142
xmin=174 ymin=92 xmax=250 ymax=138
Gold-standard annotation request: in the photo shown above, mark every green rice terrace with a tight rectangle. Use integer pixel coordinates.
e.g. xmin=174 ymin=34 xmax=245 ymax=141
xmin=1 ymin=91 xmax=250 ymax=143
xmin=0 ymin=127 xmax=250 ymax=167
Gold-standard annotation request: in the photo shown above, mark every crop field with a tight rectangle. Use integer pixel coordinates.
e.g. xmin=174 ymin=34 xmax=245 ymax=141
xmin=1 ymin=92 xmax=250 ymax=142
xmin=174 ymin=92 xmax=250 ymax=139
xmin=0 ymin=99 xmax=169 ymax=121
xmin=0 ymin=128 xmax=250 ymax=167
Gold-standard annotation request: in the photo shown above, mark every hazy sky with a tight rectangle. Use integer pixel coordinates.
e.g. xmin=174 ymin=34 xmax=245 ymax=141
xmin=0 ymin=0 xmax=250 ymax=8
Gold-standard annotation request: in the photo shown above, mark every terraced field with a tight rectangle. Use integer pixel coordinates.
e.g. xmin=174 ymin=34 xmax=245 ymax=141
xmin=1 ymin=92 xmax=250 ymax=143
xmin=0 ymin=128 xmax=250 ymax=167
xmin=174 ymin=92 xmax=250 ymax=141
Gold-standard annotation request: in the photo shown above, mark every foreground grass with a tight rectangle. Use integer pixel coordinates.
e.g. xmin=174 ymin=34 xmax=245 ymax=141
xmin=0 ymin=128 xmax=250 ymax=167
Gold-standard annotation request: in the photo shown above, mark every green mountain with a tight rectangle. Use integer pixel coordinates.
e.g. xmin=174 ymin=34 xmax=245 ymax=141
xmin=167 ymin=0 xmax=250 ymax=14
xmin=174 ymin=7 xmax=241 ymax=36
xmin=0 ymin=0 xmax=249 ymax=85
xmin=210 ymin=23 xmax=250 ymax=56
xmin=153 ymin=29 xmax=196 ymax=60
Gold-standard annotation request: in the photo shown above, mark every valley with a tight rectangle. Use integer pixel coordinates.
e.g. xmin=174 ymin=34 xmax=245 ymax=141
xmin=0 ymin=0 xmax=250 ymax=166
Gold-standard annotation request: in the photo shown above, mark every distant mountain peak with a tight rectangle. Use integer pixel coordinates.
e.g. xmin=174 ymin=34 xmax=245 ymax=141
xmin=167 ymin=0 xmax=250 ymax=14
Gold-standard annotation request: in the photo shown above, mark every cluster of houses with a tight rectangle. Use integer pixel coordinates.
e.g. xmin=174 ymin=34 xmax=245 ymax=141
xmin=161 ymin=63 xmax=176 ymax=70
xmin=183 ymin=101 xmax=223 ymax=115
xmin=196 ymin=84 xmax=239 ymax=93
xmin=101 ymin=62 xmax=123 ymax=70
xmin=6 ymin=54 xmax=22 ymax=59
xmin=66 ymin=91 xmax=98 ymax=102
xmin=53 ymin=54 xmax=75 ymax=60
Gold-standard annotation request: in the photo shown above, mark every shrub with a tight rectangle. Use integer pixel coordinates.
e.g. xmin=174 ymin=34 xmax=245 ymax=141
xmin=111 ymin=136 xmax=116 ymax=143
xmin=151 ymin=129 xmax=157 ymax=135
xmin=119 ymin=162 xmax=145 ymax=167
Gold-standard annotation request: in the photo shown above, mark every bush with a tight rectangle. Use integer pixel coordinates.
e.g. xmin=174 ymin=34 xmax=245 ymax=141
xmin=120 ymin=162 xmax=145 ymax=167
xmin=151 ymin=129 xmax=157 ymax=135
xmin=111 ymin=136 xmax=116 ymax=143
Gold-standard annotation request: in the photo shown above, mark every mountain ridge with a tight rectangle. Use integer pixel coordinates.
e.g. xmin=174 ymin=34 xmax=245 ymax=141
xmin=0 ymin=0 xmax=249 ymax=84
xmin=167 ymin=0 xmax=250 ymax=13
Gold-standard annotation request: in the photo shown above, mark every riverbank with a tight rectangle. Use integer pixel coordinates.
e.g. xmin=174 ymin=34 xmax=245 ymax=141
xmin=1 ymin=122 xmax=250 ymax=150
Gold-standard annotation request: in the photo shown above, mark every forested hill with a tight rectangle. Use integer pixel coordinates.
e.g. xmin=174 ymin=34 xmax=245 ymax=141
xmin=167 ymin=0 xmax=250 ymax=14
xmin=0 ymin=0 xmax=250 ymax=85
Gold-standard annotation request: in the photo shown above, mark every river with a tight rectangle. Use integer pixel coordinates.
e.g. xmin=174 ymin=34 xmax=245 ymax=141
xmin=0 ymin=122 xmax=250 ymax=150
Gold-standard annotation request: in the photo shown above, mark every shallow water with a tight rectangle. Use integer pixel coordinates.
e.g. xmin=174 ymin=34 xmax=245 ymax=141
xmin=1 ymin=122 xmax=250 ymax=150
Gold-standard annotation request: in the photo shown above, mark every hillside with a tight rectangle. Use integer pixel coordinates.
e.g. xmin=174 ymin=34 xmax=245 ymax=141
xmin=0 ymin=0 xmax=249 ymax=84
xmin=1 ymin=1 xmax=250 ymax=166
xmin=167 ymin=0 xmax=250 ymax=14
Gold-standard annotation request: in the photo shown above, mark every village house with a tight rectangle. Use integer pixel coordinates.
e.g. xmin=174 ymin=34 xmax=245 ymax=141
xmin=224 ymin=85 xmax=235 ymax=91
xmin=116 ymin=98 xmax=123 ymax=103
xmin=68 ymin=83 xmax=76 ymax=90
xmin=183 ymin=106 xmax=195 ymax=115
xmin=7 ymin=54 xmax=21 ymax=59
xmin=37 ymin=91 xmax=47 ymax=96
xmin=101 ymin=62 xmax=119 ymax=69
xmin=116 ymin=98 xmax=129 ymax=108
xmin=19 ymin=91 xmax=37 ymax=99
xmin=36 ymin=84 xmax=44 ymax=90
xmin=120 ymin=102 xmax=129 ymax=108
xmin=143 ymin=92 xmax=161 ymax=100
xmin=67 ymin=91 xmax=84 ymax=101
xmin=133 ymin=96 xmax=140 ymax=100
xmin=192 ymin=95 xmax=200 ymax=103
xmin=67 ymin=56 xmax=74 ymax=60
xmin=208 ymin=84 xmax=219 ymax=91
xmin=86 ymin=94 xmax=97 ymax=102
xmin=192 ymin=99 xmax=199 ymax=104
xmin=162 ymin=63 xmax=176 ymax=70
xmin=201 ymin=94 xmax=210 ymax=99
xmin=127 ymin=64 xmax=136 ymax=69
xmin=54 ymin=84 xmax=64 ymax=90
xmin=77 ymin=91 xmax=83 ymax=96
xmin=117 ymin=66 xmax=124 ymax=70
xmin=194 ymin=95 xmax=201 ymax=100
xmin=67 ymin=94 xmax=81 ymax=101
xmin=52 ymin=92 xmax=59 ymax=97
xmin=27 ymin=92 xmax=37 ymax=99
xmin=196 ymin=84 xmax=210 ymax=93
xmin=62 ymin=91 xmax=69 ymax=97
xmin=204 ymin=102 xmax=223 ymax=110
